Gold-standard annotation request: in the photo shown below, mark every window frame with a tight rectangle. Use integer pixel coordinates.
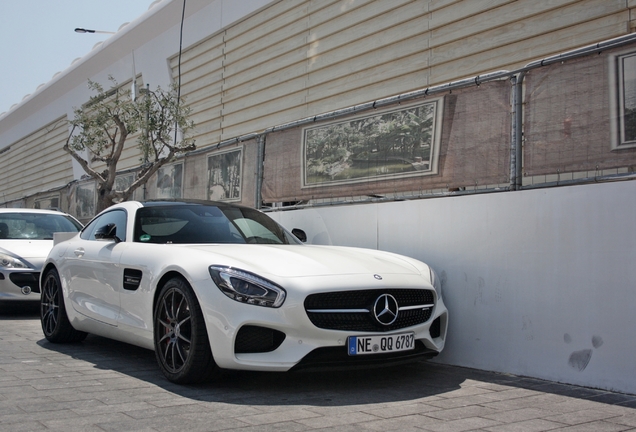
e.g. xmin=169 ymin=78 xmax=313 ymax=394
xmin=80 ymin=209 xmax=128 ymax=242
xmin=207 ymin=147 xmax=243 ymax=202
xmin=609 ymin=48 xmax=636 ymax=150
xmin=300 ymin=97 xmax=444 ymax=188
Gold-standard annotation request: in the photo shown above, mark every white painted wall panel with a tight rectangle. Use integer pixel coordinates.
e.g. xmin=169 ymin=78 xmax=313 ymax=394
xmin=269 ymin=181 xmax=636 ymax=394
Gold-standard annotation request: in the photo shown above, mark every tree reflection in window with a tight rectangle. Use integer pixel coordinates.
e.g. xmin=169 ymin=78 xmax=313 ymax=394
xmin=302 ymin=99 xmax=442 ymax=187
xmin=619 ymin=52 xmax=636 ymax=145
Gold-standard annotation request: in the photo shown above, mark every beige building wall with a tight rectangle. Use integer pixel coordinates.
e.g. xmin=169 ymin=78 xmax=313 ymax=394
xmin=2 ymin=0 xmax=635 ymax=209
xmin=171 ymin=0 xmax=633 ymax=147
xmin=0 ymin=117 xmax=73 ymax=204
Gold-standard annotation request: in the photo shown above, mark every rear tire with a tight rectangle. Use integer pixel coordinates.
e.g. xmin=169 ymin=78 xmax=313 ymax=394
xmin=40 ymin=268 xmax=87 ymax=343
xmin=154 ymin=277 xmax=219 ymax=384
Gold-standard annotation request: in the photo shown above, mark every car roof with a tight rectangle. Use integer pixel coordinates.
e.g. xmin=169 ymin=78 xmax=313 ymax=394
xmin=0 ymin=208 xmax=70 ymax=215
xmin=138 ymin=199 xmax=253 ymax=211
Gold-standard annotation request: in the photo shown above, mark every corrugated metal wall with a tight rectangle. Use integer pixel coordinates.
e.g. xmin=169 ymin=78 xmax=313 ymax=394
xmin=171 ymin=0 xmax=632 ymax=147
xmin=0 ymin=117 xmax=73 ymax=203
xmin=2 ymin=0 xmax=635 ymax=209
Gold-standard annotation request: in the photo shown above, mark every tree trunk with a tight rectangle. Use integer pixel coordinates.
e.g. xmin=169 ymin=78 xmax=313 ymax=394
xmin=96 ymin=187 xmax=113 ymax=214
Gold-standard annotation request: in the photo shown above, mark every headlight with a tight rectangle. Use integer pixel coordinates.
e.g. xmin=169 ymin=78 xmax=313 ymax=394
xmin=0 ymin=252 xmax=30 ymax=269
xmin=429 ymin=267 xmax=442 ymax=300
xmin=209 ymin=266 xmax=286 ymax=308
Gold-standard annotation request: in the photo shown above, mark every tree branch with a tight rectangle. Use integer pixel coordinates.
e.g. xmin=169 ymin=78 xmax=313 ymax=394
xmin=63 ymin=142 xmax=106 ymax=183
xmin=111 ymin=114 xmax=128 ymax=164
xmin=69 ymin=80 xmax=195 ymax=211
xmin=125 ymin=149 xmax=175 ymax=195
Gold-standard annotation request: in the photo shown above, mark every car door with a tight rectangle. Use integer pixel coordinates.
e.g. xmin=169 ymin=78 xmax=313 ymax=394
xmin=65 ymin=209 xmax=128 ymax=326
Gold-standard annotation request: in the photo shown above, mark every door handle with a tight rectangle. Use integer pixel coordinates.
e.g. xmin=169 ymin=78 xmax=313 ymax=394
xmin=74 ymin=248 xmax=85 ymax=257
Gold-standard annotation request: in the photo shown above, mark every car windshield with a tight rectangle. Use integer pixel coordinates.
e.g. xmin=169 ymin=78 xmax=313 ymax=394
xmin=0 ymin=213 xmax=82 ymax=240
xmin=134 ymin=204 xmax=301 ymax=245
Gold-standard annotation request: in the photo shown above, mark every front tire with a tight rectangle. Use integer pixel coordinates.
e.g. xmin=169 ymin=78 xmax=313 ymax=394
xmin=40 ymin=268 xmax=87 ymax=343
xmin=154 ymin=277 xmax=219 ymax=384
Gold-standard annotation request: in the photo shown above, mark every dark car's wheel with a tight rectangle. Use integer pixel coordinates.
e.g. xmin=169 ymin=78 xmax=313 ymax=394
xmin=40 ymin=268 xmax=87 ymax=343
xmin=154 ymin=277 xmax=219 ymax=384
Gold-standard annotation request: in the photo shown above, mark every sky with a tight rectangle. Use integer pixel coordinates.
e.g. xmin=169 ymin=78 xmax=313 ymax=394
xmin=0 ymin=1 xmax=154 ymax=115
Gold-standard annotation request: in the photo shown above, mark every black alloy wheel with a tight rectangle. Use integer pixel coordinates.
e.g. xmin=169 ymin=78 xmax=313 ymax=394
xmin=40 ymin=268 xmax=87 ymax=343
xmin=153 ymin=277 xmax=218 ymax=384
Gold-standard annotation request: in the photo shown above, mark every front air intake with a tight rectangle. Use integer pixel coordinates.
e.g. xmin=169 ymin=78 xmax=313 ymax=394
xmin=10 ymin=272 xmax=40 ymax=293
xmin=235 ymin=325 xmax=286 ymax=354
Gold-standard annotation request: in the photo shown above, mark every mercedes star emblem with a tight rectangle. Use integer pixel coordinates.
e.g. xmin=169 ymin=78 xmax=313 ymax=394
xmin=373 ymin=293 xmax=399 ymax=325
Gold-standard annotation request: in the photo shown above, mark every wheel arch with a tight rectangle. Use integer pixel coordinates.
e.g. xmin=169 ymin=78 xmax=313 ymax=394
xmin=152 ymin=270 xmax=192 ymax=315
xmin=151 ymin=269 xmax=219 ymax=383
xmin=42 ymin=262 xmax=58 ymax=275
xmin=40 ymin=262 xmax=59 ymax=287
xmin=39 ymin=261 xmax=87 ymax=343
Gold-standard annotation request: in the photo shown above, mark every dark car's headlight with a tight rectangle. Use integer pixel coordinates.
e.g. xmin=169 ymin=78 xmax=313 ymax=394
xmin=0 ymin=252 xmax=30 ymax=269
xmin=209 ymin=266 xmax=286 ymax=308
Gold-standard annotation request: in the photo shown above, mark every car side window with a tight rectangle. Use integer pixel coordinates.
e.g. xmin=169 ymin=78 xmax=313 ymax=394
xmin=80 ymin=210 xmax=128 ymax=241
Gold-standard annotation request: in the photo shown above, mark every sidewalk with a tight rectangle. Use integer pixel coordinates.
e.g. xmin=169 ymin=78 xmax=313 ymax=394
xmin=1 ymin=304 xmax=635 ymax=432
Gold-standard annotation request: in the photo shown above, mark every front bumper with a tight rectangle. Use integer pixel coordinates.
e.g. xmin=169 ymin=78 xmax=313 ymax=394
xmin=194 ymin=275 xmax=448 ymax=372
xmin=290 ymin=340 xmax=439 ymax=372
xmin=0 ymin=270 xmax=41 ymax=301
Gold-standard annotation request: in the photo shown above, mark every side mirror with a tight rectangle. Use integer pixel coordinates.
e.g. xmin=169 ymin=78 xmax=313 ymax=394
xmin=292 ymin=228 xmax=307 ymax=243
xmin=94 ymin=223 xmax=121 ymax=243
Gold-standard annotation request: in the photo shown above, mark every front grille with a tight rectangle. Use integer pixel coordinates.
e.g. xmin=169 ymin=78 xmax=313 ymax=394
xmin=9 ymin=272 xmax=41 ymax=293
xmin=235 ymin=325 xmax=286 ymax=354
xmin=304 ymin=289 xmax=435 ymax=332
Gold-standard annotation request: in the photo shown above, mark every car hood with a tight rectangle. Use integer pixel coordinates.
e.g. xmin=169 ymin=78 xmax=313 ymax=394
xmin=187 ymin=244 xmax=425 ymax=278
xmin=0 ymin=240 xmax=52 ymax=267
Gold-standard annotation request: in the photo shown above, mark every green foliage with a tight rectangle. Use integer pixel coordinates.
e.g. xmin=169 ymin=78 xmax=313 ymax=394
xmin=67 ymin=80 xmax=137 ymax=155
xmin=64 ymin=77 xmax=196 ymax=211
xmin=67 ymin=77 xmax=195 ymax=165
xmin=136 ymin=82 xmax=195 ymax=163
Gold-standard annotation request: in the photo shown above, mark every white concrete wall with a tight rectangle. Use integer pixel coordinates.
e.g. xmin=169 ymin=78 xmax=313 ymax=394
xmin=269 ymin=180 xmax=636 ymax=395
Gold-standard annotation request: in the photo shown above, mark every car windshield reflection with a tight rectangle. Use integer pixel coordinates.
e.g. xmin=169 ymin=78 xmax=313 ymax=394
xmin=0 ymin=213 xmax=82 ymax=240
xmin=133 ymin=204 xmax=300 ymax=245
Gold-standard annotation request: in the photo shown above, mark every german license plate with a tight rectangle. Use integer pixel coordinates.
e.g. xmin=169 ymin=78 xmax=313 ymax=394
xmin=347 ymin=332 xmax=415 ymax=356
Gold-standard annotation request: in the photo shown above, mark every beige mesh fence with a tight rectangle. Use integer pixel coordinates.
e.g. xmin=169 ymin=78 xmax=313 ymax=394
xmin=9 ymin=40 xmax=636 ymax=215
xmin=262 ymin=80 xmax=512 ymax=204
xmin=523 ymin=46 xmax=636 ymax=184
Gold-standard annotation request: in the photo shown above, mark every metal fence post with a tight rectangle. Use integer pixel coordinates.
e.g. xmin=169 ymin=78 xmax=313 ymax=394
xmin=255 ymin=134 xmax=265 ymax=209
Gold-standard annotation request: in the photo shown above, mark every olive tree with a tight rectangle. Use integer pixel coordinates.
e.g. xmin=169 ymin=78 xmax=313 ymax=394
xmin=64 ymin=78 xmax=195 ymax=212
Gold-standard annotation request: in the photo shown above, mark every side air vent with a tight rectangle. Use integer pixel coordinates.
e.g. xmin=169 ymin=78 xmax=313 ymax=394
xmin=123 ymin=269 xmax=143 ymax=291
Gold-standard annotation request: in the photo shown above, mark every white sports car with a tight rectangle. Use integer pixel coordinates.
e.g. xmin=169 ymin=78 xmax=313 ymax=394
xmin=0 ymin=208 xmax=82 ymax=303
xmin=40 ymin=200 xmax=448 ymax=383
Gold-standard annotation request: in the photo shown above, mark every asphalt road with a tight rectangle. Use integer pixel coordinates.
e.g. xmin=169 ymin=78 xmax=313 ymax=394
xmin=1 ymin=303 xmax=635 ymax=432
